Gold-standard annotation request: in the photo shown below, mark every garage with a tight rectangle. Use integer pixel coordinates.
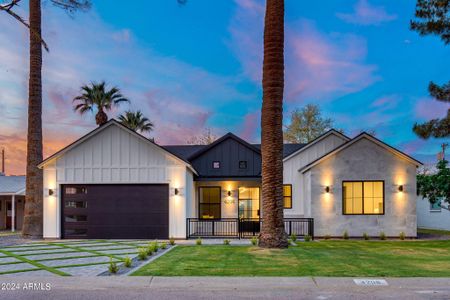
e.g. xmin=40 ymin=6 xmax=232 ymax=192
xmin=62 ymin=184 xmax=169 ymax=239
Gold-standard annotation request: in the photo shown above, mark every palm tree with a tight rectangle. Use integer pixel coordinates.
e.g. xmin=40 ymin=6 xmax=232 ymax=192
xmin=118 ymin=110 xmax=154 ymax=134
xmin=73 ymin=81 xmax=129 ymax=126
xmin=259 ymin=0 xmax=288 ymax=248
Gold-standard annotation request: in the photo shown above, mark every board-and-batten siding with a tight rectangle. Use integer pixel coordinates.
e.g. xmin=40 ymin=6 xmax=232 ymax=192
xmin=283 ymin=134 xmax=348 ymax=217
xmin=56 ymin=125 xmax=181 ymax=184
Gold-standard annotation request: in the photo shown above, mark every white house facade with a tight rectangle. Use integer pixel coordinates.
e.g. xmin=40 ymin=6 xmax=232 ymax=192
xmin=39 ymin=120 xmax=422 ymax=239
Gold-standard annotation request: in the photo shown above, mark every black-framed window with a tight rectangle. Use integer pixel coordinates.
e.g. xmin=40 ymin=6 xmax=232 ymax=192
xmin=65 ymin=201 xmax=88 ymax=209
xmin=239 ymin=160 xmax=247 ymax=169
xmin=212 ymin=161 xmax=220 ymax=169
xmin=65 ymin=186 xmax=87 ymax=195
xmin=64 ymin=215 xmax=88 ymax=222
xmin=238 ymin=187 xmax=260 ymax=219
xmin=343 ymin=181 xmax=384 ymax=215
xmin=199 ymin=187 xmax=221 ymax=219
xmin=283 ymin=184 xmax=292 ymax=209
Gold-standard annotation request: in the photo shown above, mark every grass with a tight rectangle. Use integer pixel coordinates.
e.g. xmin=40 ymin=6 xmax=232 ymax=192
xmin=132 ymin=240 xmax=450 ymax=277
xmin=418 ymin=228 xmax=450 ymax=236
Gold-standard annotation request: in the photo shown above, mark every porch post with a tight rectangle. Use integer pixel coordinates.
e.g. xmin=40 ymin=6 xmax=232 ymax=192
xmin=11 ymin=194 xmax=15 ymax=232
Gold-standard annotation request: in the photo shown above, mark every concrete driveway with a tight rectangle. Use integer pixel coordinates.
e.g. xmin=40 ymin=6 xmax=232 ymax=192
xmin=0 ymin=240 xmax=158 ymax=276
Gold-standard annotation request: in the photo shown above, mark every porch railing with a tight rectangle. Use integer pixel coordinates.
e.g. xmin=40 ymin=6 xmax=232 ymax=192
xmin=186 ymin=218 xmax=314 ymax=239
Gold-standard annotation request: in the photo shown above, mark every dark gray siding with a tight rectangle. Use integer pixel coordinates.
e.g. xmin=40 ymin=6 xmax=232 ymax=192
xmin=191 ymin=138 xmax=261 ymax=178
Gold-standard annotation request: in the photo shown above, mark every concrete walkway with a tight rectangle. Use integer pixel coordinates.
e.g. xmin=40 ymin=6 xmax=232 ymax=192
xmin=0 ymin=276 xmax=449 ymax=299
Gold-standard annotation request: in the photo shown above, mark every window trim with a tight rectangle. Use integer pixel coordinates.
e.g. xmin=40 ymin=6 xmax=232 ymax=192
xmin=283 ymin=184 xmax=293 ymax=209
xmin=342 ymin=180 xmax=385 ymax=215
xmin=198 ymin=186 xmax=222 ymax=219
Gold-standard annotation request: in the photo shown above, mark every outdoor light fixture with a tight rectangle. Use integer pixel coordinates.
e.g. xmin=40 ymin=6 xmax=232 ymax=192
xmin=49 ymin=189 xmax=54 ymax=196
xmin=174 ymin=188 xmax=179 ymax=195
xmin=325 ymin=186 xmax=330 ymax=193
xmin=227 ymin=190 xmax=231 ymax=197
xmin=398 ymin=185 xmax=404 ymax=192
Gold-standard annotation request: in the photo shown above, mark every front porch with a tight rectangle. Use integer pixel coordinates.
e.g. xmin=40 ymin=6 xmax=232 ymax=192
xmin=186 ymin=218 xmax=314 ymax=239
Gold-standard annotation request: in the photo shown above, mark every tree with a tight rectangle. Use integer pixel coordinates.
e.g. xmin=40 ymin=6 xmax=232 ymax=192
xmin=411 ymin=0 xmax=450 ymax=139
xmin=259 ymin=0 xmax=288 ymax=249
xmin=417 ymin=159 xmax=450 ymax=209
xmin=118 ymin=110 xmax=154 ymax=135
xmin=73 ymin=81 xmax=129 ymax=126
xmin=186 ymin=128 xmax=217 ymax=145
xmin=283 ymin=104 xmax=334 ymax=143
xmin=0 ymin=0 xmax=90 ymax=238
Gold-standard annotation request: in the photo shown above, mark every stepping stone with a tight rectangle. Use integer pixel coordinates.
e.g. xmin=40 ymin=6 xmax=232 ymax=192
xmin=0 ymin=263 xmax=37 ymax=273
xmin=99 ymin=249 xmax=139 ymax=255
xmin=5 ymin=245 xmax=63 ymax=252
xmin=58 ymin=264 xmax=110 ymax=276
xmin=10 ymin=249 xmax=75 ymax=256
xmin=0 ymin=257 xmax=20 ymax=264
xmin=39 ymin=256 xmax=117 ymax=267
xmin=26 ymin=252 xmax=95 ymax=261
xmin=3 ymin=269 xmax=56 ymax=277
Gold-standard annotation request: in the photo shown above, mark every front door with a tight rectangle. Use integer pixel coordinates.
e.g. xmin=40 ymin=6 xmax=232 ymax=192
xmin=6 ymin=202 xmax=14 ymax=229
xmin=238 ymin=187 xmax=260 ymax=236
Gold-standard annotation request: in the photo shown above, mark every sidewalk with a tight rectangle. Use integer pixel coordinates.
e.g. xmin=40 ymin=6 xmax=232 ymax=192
xmin=0 ymin=276 xmax=449 ymax=299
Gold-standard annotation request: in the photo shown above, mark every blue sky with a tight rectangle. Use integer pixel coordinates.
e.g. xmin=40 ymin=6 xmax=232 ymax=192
xmin=0 ymin=0 xmax=449 ymax=174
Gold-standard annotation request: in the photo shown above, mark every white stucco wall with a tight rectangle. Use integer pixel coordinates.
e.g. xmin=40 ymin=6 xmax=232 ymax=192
xmin=283 ymin=133 xmax=348 ymax=217
xmin=42 ymin=123 xmax=191 ymax=239
xmin=417 ymin=197 xmax=450 ymax=231
xmin=308 ymin=138 xmax=417 ymax=237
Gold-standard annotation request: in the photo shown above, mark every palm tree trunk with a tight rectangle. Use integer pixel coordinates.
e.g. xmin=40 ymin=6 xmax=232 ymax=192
xmin=259 ymin=0 xmax=288 ymax=248
xmin=96 ymin=110 xmax=108 ymax=126
xmin=22 ymin=0 xmax=43 ymax=238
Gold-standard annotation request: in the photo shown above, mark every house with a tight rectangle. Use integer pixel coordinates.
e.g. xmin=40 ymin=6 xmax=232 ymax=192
xmin=0 ymin=174 xmax=25 ymax=232
xmin=39 ymin=119 xmax=421 ymax=239
xmin=417 ymin=197 xmax=450 ymax=231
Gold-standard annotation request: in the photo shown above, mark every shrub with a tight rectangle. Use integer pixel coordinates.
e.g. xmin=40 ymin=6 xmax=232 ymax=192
xmin=223 ymin=239 xmax=230 ymax=245
xmin=250 ymin=237 xmax=258 ymax=246
xmin=324 ymin=234 xmax=331 ymax=240
xmin=343 ymin=230 xmax=349 ymax=240
xmin=399 ymin=232 xmax=406 ymax=240
xmin=196 ymin=238 xmax=202 ymax=245
xmin=124 ymin=256 xmax=132 ymax=268
xmin=287 ymin=238 xmax=292 ymax=245
xmin=109 ymin=259 xmax=119 ymax=274
xmin=146 ymin=245 xmax=154 ymax=256
xmin=380 ymin=231 xmax=386 ymax=240
xmin=160 ymin=242 xmax=167 ymax=249
xmin=363 ymin=232 xmax=369 ymax=240
xmin=138 ymin=247 xmax=148 ymax=260
xmin=147 ymin=241 xmax=158 ymax=253
xmin=290 ymin=233 xmax=297 ymax=242
xmin=169 ymin=237 xmax=176 ymax=246
xmin=304 ymin=235 xmax=311 ymax=242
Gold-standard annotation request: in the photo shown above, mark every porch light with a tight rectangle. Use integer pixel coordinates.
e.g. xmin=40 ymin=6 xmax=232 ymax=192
xmin=324 ymin=186 xmax=330 ymax=193
xmin=227 ymin=190 xmax=231 ymax=197
xmin=174 ymin=188 xmax=179 ymax=195
xmin=49 ymin=189 xmax=55 ymax=196
xmin=398 ymin=185 xmax=404 ymax=192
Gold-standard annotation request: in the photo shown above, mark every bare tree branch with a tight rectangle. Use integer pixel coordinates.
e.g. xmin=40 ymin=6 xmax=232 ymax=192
xmin=0 ymin=0 xmax=49 ymax=51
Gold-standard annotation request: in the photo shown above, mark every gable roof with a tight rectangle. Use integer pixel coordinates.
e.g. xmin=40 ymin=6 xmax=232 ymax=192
xmin=38 ymin=119 xmax=198 ymax=174
xmin=298 ymin=132 xmax=423 ymax=173
xmin=0 ymin=175 xmax=26 ymax=195
xmin=283 ymin=129 xmax=351 ymax=162
xmin=186 ymin=132 xmax=261 ymax=161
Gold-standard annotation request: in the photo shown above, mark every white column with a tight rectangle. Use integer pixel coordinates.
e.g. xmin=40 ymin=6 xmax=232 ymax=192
xmin=11 ymin=195 xmax=15 ymax=232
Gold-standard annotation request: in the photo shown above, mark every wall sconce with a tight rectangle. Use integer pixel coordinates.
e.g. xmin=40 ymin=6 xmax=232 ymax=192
xmin=227 ymin=190 xmax=231 ymax=197
xmin=49 ymin=189 xmax=55 ymax=196
xmin=398 ymin=185 xmax=404 ymax=192
xmin=174 ymin=188 xmax=179 ymax=196
xmin=324 ymin=186 xmax=330 ymax=193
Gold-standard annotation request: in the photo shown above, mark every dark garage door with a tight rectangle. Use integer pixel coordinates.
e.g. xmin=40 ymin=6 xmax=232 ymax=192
xmin=62 ymin=184 xmax=169 ymax=239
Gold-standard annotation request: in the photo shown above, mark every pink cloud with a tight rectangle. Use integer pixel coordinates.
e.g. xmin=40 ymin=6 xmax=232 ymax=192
xmin=228 ymin=1 xmax=380 ymax=104
xmin=239 ymin=111 xmax=260 ymax=142
xmin=336 ymin=0 xmax=397 ymax=26
xmin=415 ymin=98 xmax=450 ymax=120
xmin=370 ymin=94 xmax=401 ymax=110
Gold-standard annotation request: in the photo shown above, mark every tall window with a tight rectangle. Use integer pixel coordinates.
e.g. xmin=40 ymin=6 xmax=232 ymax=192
xmin=238 ymin=187 xmax=260 ymax=219
xmin=283 ymin=184 xmax=292 ymax=209
xmin=343 ymin=181 xmax=384 ymax=215
xmin=199 ymin=187 xmax=221 ymax=219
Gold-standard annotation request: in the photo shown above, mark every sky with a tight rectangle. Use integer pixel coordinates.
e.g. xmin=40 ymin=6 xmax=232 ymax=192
xmin=0 ymin=0 xmax=449 ymax=175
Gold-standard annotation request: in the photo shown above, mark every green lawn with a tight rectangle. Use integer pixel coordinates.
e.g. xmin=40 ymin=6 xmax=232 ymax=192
xmin=418 ymin=228 xmax=450 ymax=236
xmin=132 ymin=241 xmax=450 ymax=277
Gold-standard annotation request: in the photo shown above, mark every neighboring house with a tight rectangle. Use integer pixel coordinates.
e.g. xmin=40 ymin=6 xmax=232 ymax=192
xmin=0 ymin=174 xmax=25 ymax=232
xmin=417 ymin=197 xmax=450 ymax=231
xmin=39 ymin=120 xmax=421 ymax=239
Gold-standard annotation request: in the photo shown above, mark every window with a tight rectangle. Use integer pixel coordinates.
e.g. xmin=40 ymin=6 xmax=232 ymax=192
xmin=343 ymin=181 xmax=384 ymax=215
xmin=199 ymin=187 xmax=221 ymax=219
xmin=65 ymin=201 xmax=88 ymax=209
xmin=65 ymin=228 xmax=87 ymax=236
xmin=238 ymin=187 xmax=260 ymax=219
xmin=65 ymin=187 xmax=87 ymax=195
xmin=430 ymin=200 xmax=441 ymax=212
xmin=64 ymin=215 xmax=87 ymax=222
xmin=212 ymin=161 xmax=220 ymax=169
xmin=239 ymin=160 xmax=247 ymax=169
xmin=283 ymin=184 xmax=292 ymax=209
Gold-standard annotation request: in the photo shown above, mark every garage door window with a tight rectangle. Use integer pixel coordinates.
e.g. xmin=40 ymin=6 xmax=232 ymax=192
xmin=65 ymin=215 xmax=87 ymax=222
xmin=65 ymin=201 xmax=87 ymax=208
